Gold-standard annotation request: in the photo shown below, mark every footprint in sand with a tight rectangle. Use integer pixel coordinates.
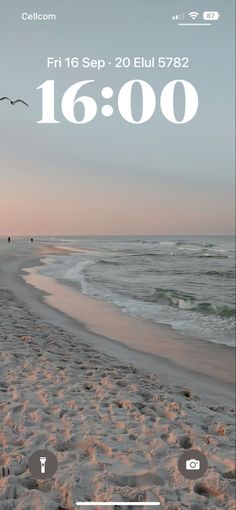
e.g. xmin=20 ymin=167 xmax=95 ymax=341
xmin=0 ymin=459 xmax=27 ymax=477
xmin=0 ymin=381 xmax=9 ymax=392
xmin=109 ymin=472 xmax=165 ymax=488
xmin=194 ymin=481 xmax=220 ymax=498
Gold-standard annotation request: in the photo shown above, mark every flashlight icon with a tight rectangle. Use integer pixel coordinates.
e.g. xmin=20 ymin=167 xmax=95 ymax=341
xmin=39 ymin=456 xmax=47 ymax=474
xmin=203 ymin=11 xmax=220 ymax=21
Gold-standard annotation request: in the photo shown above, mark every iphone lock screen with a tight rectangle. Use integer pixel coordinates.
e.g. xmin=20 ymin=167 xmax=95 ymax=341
xmin=0 ymin=1 xmax=235 ymax=510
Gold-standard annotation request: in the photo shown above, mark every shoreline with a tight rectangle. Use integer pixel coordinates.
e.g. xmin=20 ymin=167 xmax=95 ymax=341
xmin=23 ymin=264 xmax=235 ymax=386
xmin=0 ymin=241 xmax=235 ymax=509
xmin=1 ymin=242 xmax=234 ymax=405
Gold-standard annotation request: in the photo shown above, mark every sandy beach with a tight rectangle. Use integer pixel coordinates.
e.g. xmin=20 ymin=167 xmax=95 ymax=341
xmin=0 ymin=242 xmax=235 ymax=510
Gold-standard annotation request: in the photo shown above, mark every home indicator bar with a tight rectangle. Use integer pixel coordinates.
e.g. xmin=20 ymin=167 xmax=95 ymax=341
xmin=76 ymin=503 xmax=161 ymax=507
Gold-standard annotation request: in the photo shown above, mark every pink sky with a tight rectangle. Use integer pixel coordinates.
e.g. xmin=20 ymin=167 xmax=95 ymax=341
xmin=1 ymin=163 xmax=234 ymax=236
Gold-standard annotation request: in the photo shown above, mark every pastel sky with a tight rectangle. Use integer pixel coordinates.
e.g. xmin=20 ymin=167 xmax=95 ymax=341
xmin=0 ymin=0 xmax=235 ymax=236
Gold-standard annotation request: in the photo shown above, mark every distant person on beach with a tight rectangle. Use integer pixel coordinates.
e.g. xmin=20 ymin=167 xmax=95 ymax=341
xmin=30 ymin=238 xmax=34 ymax=243
xmin=8 ymin=237 xmax=11 ymax=243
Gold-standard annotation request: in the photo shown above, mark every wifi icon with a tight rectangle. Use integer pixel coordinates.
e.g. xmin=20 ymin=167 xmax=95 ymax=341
xmin=188 ymin=11 xmax=199 ymax=20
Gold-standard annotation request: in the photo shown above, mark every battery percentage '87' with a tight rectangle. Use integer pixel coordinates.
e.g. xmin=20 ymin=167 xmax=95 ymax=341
xmin=203 ymin=11 xmax=220 ymax=20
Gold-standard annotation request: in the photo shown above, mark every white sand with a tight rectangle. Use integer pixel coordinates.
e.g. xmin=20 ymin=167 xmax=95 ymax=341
xmin=0 ymin=243 xmax=235 ymax=509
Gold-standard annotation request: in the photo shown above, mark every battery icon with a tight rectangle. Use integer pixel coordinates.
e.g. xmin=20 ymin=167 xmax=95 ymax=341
xmin=203 ymin=11 xmax=220 ymax=20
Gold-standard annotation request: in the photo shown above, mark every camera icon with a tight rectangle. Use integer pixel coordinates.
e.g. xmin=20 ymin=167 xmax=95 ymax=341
xmin=178 ymin=450 xmax=207 ymax=479
xmin=186 ymin=459 xmax=200 ymax=470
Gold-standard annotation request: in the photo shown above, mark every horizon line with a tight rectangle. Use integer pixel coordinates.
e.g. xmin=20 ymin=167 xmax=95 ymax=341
xmin=0 ymin=233 xmax=235 ymax=238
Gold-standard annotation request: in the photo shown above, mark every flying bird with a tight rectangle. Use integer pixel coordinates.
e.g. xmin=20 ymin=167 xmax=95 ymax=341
xmin=0 ymin=97 xmax=29 ymax=107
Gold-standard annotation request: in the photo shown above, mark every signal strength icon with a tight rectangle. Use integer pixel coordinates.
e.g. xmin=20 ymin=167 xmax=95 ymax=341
xmin=188 ymin=11 xmax=199 ymax=20
xmin=172 ymin=12 xmax=185 ymax=21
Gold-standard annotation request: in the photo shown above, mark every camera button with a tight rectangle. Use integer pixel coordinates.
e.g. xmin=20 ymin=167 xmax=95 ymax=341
xmin=178 ymin=449 xmax=208 ymax=480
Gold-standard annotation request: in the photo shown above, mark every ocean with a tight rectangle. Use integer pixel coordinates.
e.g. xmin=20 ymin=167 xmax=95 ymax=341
xmin=27 ymin=235 xmax=235 ymax=348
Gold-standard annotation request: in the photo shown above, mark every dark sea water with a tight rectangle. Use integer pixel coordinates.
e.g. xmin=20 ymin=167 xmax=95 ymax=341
xmin=25 ymin=236 xmax=236 ymax=346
